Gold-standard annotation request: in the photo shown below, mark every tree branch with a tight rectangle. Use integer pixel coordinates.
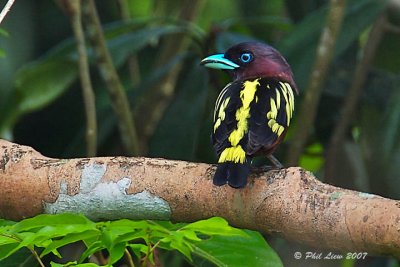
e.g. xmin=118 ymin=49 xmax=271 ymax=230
xmin=81 ymin=0 xmax=140 ymax=155
xmin=58 ymin=0 xmax=98 ymax=157
xmin=0 ymin=139 xmax=399 ymax=258
xmin=0 ymin=0 xmax=15 ymax=25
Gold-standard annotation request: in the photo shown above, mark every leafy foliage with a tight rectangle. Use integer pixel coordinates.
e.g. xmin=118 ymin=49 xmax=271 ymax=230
xmin=0 ymin=214 xmax=281 ymax=267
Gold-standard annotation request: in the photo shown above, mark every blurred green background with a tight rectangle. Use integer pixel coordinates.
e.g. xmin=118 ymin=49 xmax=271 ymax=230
xmin=0 ymin=0 xmax=399 ymax=266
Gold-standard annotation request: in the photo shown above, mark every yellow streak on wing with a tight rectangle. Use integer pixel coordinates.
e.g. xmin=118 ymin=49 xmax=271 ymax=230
xmin=270 ymin=98 xmax=277 ymax=119
xmin=214 ymin=83 xmax=231 ymax=121
xmin=275 ymin=89 xmax=281 ymax=110
xmin=277 ymin=125 xmax=284 ymax=136
xmin=286 ymin=82 xmax=295 ymax=113
xmin=265 ymin=82 xmax=294 ymax=137
xmin=267 ymin=88 xmax=288 ymax=137
xmin=218 ymin=98 xmax=230 ymax=120
xmin=268 ymin=119 xmax=275 ymax=128
xmin=279 ymin=82 xmax=291 ymax=126
xmin=283 ymin=83 xmax=294 ymax=126
xmin=279 ymin=82 xmax=289 ymax=109
xmin=218 ymin=146 xmax=246 ymax=163
xmin=228 ymin=79 xmax=259 ymax=146
xmin=272 ymin=123 xmax=280 ymax=133
xmin=268 ymin=120 xmax=285 ymax=137
xmin=282 ymin=82 xmax=295 ymax=116
xmin=213 ymin=97 xmax=230 ymax=132
xmin=214 ymin=119 xmax=221 ymax=133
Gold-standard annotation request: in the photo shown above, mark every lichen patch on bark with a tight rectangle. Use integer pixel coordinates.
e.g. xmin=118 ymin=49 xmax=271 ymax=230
xmin=44 ymin=163 xmax=171 ymax=221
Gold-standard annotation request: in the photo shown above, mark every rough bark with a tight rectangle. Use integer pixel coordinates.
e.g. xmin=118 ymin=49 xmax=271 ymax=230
xmin=0 ymin=139 xmax=399 ymax=258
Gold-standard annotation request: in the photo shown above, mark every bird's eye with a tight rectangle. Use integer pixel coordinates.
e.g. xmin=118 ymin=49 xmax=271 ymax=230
xmin=240 ymin=52 xmax=253 ymax=63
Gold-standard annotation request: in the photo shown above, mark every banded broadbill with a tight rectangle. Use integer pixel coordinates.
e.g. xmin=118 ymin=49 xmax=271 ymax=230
xmin=201 ymin=41 xmax=298 ymax=188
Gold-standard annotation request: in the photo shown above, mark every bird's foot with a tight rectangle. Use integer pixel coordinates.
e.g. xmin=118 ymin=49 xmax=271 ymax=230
xmin=267 ymin=154 xmax=284 ymax=169
xmin=251 ymin=165 xmax=282 ymax=174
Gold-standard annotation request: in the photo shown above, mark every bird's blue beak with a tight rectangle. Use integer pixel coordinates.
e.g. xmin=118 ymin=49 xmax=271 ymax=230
xmin=200 ymin=54 xmax=239 ymax=70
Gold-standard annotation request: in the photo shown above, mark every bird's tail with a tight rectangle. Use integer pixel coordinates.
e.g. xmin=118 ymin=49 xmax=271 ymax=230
xmin=213 ymin=160 xmax=250 ymax=188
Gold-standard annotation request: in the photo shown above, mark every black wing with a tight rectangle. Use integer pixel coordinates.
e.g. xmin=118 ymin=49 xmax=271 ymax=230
xmin=247 ymin=79 xmax=295 ymax=155
xmin=212 ymin=82 xmax=243 ymax=157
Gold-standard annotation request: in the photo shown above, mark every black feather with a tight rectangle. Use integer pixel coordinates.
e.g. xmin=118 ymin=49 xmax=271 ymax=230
xmin=213 ymin=160 xmax=250 ymax=188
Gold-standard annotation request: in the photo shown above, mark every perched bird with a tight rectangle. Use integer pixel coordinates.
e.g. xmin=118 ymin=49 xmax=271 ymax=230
xmin=201 ymin=41 xmax=298 ymax=188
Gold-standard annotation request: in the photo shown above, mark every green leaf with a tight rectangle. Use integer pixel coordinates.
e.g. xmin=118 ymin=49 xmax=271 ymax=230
xmin=0 ymin=219 xmax=16 ymax=227
xmin=112 ymin=229 xmax=148 ymax=245
xmin=72 ymin=264 xmax=102 ymax=267
xmin=179 ymin=229 xmax=202 ymax=242
xmin=40 ymin=229 xmax=99 ymax=257
xmin=108 ymin=242 xmax=126 ymax=264
xmin=12 ymin=214 xmax=93 ymax=232
xmin=51 ymin=262 xmax=101 ymax=267
xmin=128 ymin=243 xmax=148 ymax=258
xmin=150 ymin=220 xmax=187 ymax=231
xmin=18 ymin=232 xmax=50 ymax=249
xmin=108 ymin=219 xmax=150 ymax=239
xmin=108 ymin=25 xmax=188 ymax=67
xmin=0 ymin=214 xmax=281 ymax=266
xmin=51 ymin=262 xmax=102 ymax=267
xmin=100 ymin=228 xmax=113 ymax=250
xmin=0 ymin=248 xmax=38 ymax=267
xmin=1 ymin=214 xmax=97 ymax=258
xmin=0 ymin=243 xmax=21 ymax=260
xmin=193 ymin=230 xmax=283 ymax=267
xmin=50 ymin=262 xmax=64 ymax=267
xmin=0 ymin=234 xmax=18 ymax=246
xmin=79 ymin=241 xmax=104 ymax=263
xmin=31 ymin=224 xmax=95 ymax=240
xmin=160 ymin=232 xmax=194 ymax=261
xmin=14 ymin=58 xmax=78 ymax=116
xmin=154 ymin=218 xmax=250 ymax=262
xmin=98 ymin=223 xmax=131 ymax=263
xmin=182 ymin=217 xmax=247 ymax=237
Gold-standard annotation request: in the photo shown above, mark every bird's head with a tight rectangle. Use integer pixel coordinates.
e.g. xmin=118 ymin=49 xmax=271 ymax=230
xmin=201 ymin=41 xmax=298 ymax=93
